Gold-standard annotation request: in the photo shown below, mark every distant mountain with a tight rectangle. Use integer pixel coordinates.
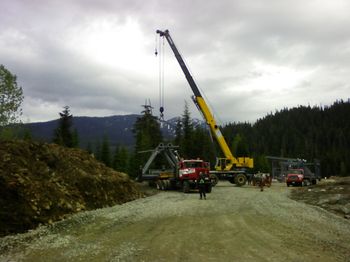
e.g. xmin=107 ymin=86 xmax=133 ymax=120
xmin=26 ymin=115 xmax=205 ymax=150
xmin=26 ymin=115 xmax=138 ymax=149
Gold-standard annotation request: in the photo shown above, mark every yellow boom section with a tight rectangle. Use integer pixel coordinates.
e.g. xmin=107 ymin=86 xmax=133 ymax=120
xmin=196 ymin=97 xmax=254 ymax=170
xmin=156 ymin=29 xmax=253 ymax=171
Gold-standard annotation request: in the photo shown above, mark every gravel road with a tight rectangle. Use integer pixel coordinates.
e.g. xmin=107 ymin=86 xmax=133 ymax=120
xmin=1 ymin=182 xmax=350 ymax=262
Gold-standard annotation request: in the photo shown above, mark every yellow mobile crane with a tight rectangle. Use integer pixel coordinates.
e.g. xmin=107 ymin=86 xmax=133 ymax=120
xmin=156 ymin=29 xmax=254 ymax=186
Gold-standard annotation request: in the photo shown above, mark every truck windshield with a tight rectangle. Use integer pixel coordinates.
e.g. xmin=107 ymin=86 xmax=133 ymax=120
xmin=183 ymin=162 xmax=202 ymax=168
xmin=289 ymin=170 xmax=303 ymax=174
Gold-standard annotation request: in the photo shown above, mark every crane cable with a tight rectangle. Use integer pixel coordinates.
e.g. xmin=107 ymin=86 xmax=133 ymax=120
xmin=155 ymin=34 xmax=165 ymax=121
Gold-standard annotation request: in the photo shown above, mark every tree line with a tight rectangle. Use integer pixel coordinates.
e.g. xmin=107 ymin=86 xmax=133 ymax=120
xmin=124 ymin=99 xmax=350 ymax=178
xmin=1 ymin=64 xmax=349 ymax=177
xmin=221 ymin=100 xmax=350 ymax=177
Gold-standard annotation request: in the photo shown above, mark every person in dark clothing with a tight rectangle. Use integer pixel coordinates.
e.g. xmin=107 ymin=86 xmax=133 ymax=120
xmin=247 ymin=173 xmax=252 ymax=185
xmin=197 ymin=172 xmax=206 ymax=200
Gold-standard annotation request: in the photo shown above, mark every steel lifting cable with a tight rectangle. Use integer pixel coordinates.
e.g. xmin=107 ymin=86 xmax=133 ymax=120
xmin=156 ymin=34 xmax=165 ymax=121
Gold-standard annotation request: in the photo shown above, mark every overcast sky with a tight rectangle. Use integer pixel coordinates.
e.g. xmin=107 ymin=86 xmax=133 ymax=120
xmin=1 ymin=0 xmax=349 ymax=124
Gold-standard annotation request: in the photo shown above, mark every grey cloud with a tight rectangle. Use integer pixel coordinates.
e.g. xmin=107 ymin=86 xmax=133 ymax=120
xmin=1 ymin=0 xmax=349 ymax=123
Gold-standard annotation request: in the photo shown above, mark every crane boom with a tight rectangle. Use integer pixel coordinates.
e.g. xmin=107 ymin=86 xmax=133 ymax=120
xmin=156 ymin=29 xmax=253 ymax=172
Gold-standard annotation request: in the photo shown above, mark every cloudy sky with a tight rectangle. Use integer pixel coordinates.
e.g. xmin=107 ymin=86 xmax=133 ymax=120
xmin=1 ymin=0 xmax=349 ymax=124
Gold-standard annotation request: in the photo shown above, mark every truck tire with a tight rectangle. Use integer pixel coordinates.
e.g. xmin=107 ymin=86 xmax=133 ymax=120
xmin=235 ymin=174 xmax=247 ymax=187
xmin=156 ymin=180 xmax=165 ymax=190
xmin=182 ymin=181 xmax=190 ymax=193
xmin=165 ymin=180 xmax=172 ymax=190
xmin=210 ymin=174 xmax=219 ymax=187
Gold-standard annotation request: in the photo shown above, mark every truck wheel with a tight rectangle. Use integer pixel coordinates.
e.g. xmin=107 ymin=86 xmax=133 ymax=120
xmin=182 ymin=181 xmax=190 ymax=193
xmin=235 ymin=174 xmax=247 ymax=186
xmin=156 ymin=180 xmax=165 ymax=190
xmin=163 ymin=180 xmax=170 ymax=190
xmin=287 ymin=183 xmax=290 ymax=187
xmin=210 ymin=174 xmax=219 ymax=186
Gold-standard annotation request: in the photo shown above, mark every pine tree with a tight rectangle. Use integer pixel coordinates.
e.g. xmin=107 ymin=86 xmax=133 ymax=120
xmin=129 ymin=104 xmax=162 ymax=178
xmin=174 ymin=117 xmax=182 ymax=147
xmin=72 ymin=128 xmax=79 ymax=148
xmin=181 ymin=101 xmax=194 ymax=158
xmin=113 ymin=145 xmax=129 ymax=173
xmin=101 ymin=135 xmax=111 ymax=167
xmin=52 ymin=106 xmax=75 ymax=147
xmin=86 ymin=142 xmax=93 ymax=154
xmin=95 ymin=140 xmax=102 ymax=161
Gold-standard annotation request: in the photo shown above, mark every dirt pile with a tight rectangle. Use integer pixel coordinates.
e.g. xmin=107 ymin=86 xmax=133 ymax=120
xmin=290 ymin=176 xmax=350 ymax=218
xmin=0 ymin=140 xmax=143 ymax=237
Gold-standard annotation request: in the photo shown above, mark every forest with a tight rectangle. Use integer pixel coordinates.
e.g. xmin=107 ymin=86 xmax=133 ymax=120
xmin=224 ymin=99 xmax=350 ymax=177
xmin=128 ymin=99 xmax=350 ymax=178
xmin=2 ymin=90 xmax=349 ymax=178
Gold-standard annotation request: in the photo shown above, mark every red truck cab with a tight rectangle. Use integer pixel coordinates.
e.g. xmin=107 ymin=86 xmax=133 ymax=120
xmin=286 ymin=169 xmax=304 ymax=187
xmin=178 ymin=159 xmax=211 ymax=193
xmin=178 ymin=160 xmax=209 ymax=180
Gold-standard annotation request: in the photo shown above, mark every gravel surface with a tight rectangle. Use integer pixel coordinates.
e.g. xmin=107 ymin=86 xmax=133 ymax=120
xmin=1 ymin=182 xmax=350 ymax=261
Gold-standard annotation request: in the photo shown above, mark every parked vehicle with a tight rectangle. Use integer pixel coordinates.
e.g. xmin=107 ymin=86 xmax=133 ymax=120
xmin=286 ymin=169 xmax=304 ymax=187
xmin=286 ymin=168 xmax=317 ymax=187
xmin=137 ymin=143 xmax=212 ymax=193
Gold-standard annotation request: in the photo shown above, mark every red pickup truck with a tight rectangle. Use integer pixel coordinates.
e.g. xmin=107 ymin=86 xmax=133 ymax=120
xmin=286 ymin=169 xmax=304 ymax=187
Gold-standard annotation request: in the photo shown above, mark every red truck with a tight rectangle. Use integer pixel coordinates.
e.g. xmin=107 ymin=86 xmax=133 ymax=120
xmin=138 ymin=144 xmax=212 ymax=193
xmin=286 ymin=168 xmax=317 ymax=187
xmin=286 ymin=169 xmax=304 ymax=187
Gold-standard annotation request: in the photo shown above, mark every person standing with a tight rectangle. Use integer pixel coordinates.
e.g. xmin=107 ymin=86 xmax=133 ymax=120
xmin=197 ymin=172 xmax=206 ymax=200
xmin=247 ymin=173 xmax=252 ymax=185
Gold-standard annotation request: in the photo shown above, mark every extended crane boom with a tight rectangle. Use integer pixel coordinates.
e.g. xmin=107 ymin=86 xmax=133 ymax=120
xmin=156 ymin=29 xmax=253 ymax=185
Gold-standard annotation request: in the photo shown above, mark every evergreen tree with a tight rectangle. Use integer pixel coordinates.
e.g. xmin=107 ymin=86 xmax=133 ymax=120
xmin=174 ymin=117 xmax=182 ymax=147
xmin=191 ymin=126 xmax=216 ymax=164
xmin=219 ymin=100 xmax=350 ymax=177
xmin=113 ymin=145 xmax=129 ymax=173
xmin=72 ymin=128 xmax=79 ymax=148
xmin=86 ymin=142 xmax=93 ymax=154
xmin=52 ymin=106 xmax=75 ymax=147
xmin=181 ymin=101 xmax=194 ymax=158
xmin=101 ymin=135 xmax=111 ymax=167
xmin=129 ymin=104 xmax=162 ymax=178
xmin=21 ymin=127 xmax=32 ymax=141
xmin=232 ymin=133 xmax=249 ymax=157
xmin=95 ymin=140 xmax=102 ymax=161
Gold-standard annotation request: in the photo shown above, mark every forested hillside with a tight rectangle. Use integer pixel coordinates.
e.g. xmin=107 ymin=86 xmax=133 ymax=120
xmin=222 ymin=100 xmax=350 ymax=177
xmin=9 ymin=100 xmax=349 ymax=178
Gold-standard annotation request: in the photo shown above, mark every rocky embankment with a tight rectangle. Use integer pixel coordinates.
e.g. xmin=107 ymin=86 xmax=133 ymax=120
xmin=0 ymin=140 xmax=142 ymax=237
xmin=290 ymin=176 xmax=350 ymax=219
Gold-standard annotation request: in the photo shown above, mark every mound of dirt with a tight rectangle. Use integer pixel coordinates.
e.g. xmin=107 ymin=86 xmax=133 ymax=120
xmin=0 ymin=140 xmax=143 ymax=237
xmin=290 ymin=176 xmax=350 ymax=218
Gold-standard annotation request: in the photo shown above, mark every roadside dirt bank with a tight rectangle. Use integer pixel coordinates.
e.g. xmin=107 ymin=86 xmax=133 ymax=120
xmin=290 ymin=176 xmax=350 ymax=219
xmin=0 ymin=140 xmax=142 ymax=237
